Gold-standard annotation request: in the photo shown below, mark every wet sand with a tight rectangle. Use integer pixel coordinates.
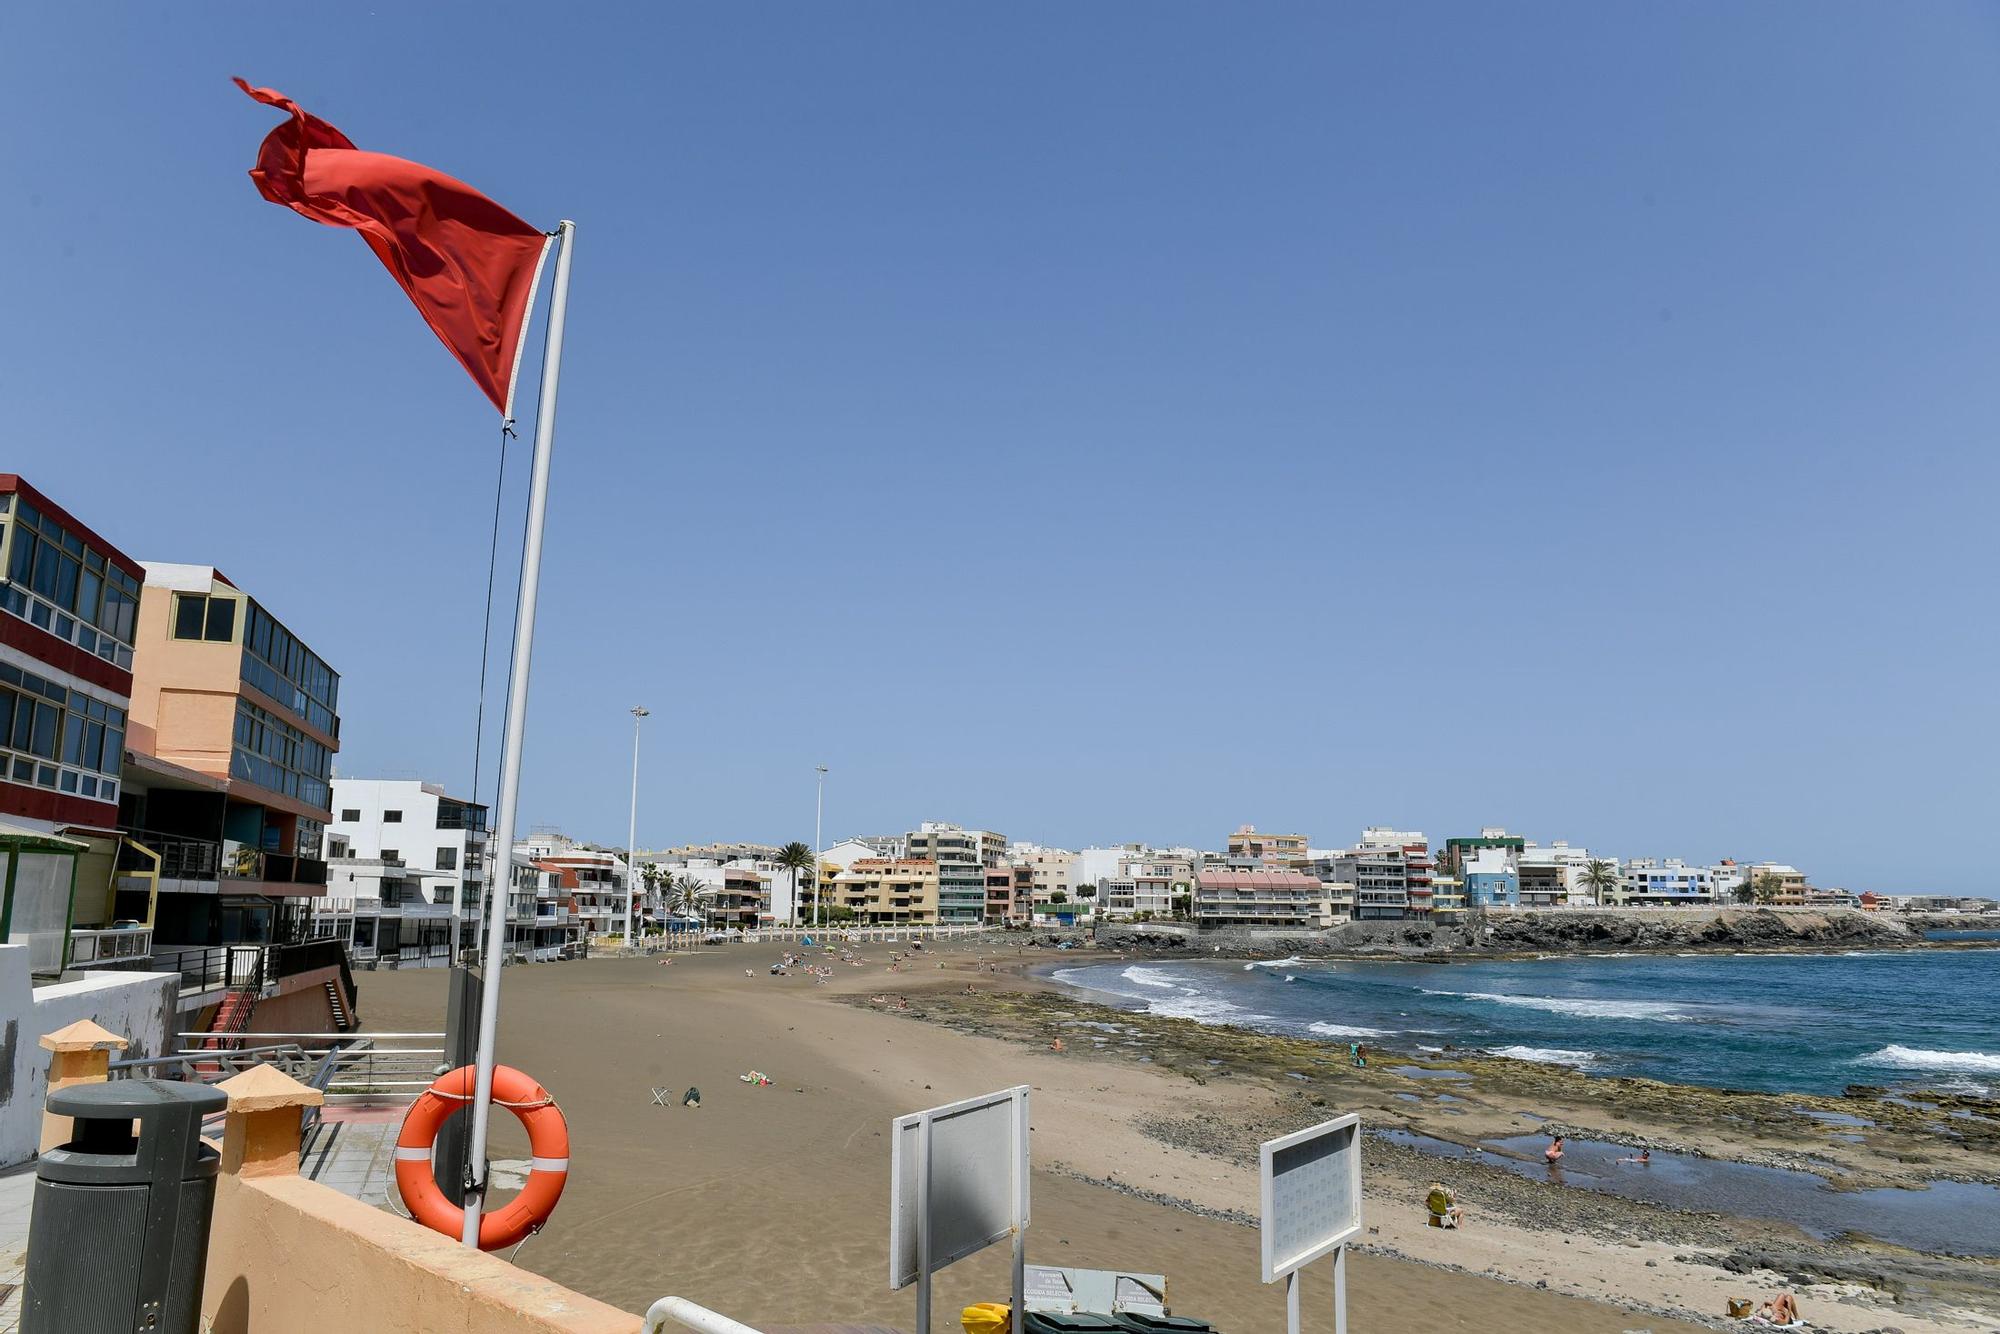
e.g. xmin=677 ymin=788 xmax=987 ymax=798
xmin=358 ymin=940 xmax=1896 ymax=1332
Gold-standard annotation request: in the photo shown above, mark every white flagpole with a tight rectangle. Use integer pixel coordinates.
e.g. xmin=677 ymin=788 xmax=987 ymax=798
xmin=461 ymin=218 xmax=575 ymax=1249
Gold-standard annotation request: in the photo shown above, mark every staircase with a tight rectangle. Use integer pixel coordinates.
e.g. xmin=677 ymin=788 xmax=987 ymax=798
xmin=323 ymin=979 xmax=352 ymax=1032
xmin=202 ymin=987 xmax=258 ymax=1049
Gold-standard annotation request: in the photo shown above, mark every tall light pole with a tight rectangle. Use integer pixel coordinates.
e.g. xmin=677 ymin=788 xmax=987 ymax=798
xmin=626 ymin=706 xmax=649 ymax=942
xmin=814 ymin=764 xmax=828 ymax=930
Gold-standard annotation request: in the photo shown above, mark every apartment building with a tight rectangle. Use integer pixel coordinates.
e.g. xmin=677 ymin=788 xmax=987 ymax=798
xmin=1226 ymin=825 xmax=1311 ymax=868
xmin=0 ymin=478 xmax=145 ymax=976
xmin=1618 ymin=858 xmax=1714 ymax=906
xmin=1194 ymin=868 xmax=1329 ymax=928
xmin=1441 ymin=828 xmax=1524 ymax=879
xmin=1462 ymin=844 xmax=1521 ymax=908
xmin=1745 ymin=862 xmax=1808 ymax=905
xmin=516 ymin=833 xmax=631 ymax=937
xmin=1709 ymin=859 xmax=1749 ymax=904
xmin=325 ymin=779 xmax=492 ymax=964
xmin=829 ymin=858 xmax=940 ymax=925
xmin=906 ymin=822 xmax=1004 ymax=924
xmin=1518 ymin=841 xmax=1593 ymax=907
xmin=112 ymin=562 xmax=358 ymax=1030
xmin=984 ymin=865 xmax=1022 ymax=923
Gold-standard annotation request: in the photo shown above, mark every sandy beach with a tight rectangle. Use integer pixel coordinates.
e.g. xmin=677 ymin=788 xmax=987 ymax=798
xmin=359 ymin=939 xmax=1992 ymax=1332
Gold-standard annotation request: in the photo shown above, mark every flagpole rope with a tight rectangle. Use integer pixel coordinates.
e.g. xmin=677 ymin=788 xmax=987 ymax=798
xmin=469 ymin=421 xmax=513 ymax=814
xmin=475 ymin=245 xmax=561 ymax=960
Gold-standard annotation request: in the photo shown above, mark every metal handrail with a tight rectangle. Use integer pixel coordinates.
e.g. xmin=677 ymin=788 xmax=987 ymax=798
xmin=643 ymin=1297 xmax=762 ymax=1334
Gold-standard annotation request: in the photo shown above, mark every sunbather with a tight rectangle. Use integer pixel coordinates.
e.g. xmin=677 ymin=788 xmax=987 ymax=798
xmin=1425 ymin=1182 xmax=1465 ymax=1227
xmin=1754 ymin=1292 xmax=1801 ymax=1325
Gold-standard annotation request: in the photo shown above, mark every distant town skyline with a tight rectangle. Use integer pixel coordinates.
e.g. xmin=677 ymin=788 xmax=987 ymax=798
xmin=11 ymin=4 xmax=1998 ymax=896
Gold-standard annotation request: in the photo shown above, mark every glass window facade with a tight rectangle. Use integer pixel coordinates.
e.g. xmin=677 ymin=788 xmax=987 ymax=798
xmin=241 ymin=600 xmax=339 ymax=737
xmin=0 ymin=660 xmax=123 ymax=804
xmin=0 ymin=494 xmax=139 ymax=669
xmin=231 ymin=698 xmax=332 ymax=811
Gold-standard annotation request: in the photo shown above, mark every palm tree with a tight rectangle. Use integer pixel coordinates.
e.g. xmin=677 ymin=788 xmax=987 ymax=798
xmin=1579 ymin=859 xmax=1619 ymax=907
xmin=774 ymin=842 xmax=814 ymax=926
xmin=671 ymin=873 xmax=705 ymax=924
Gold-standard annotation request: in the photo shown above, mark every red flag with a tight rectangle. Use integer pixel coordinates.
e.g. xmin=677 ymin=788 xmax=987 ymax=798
xmin=236 ymin=79 xmax=550 ymax=416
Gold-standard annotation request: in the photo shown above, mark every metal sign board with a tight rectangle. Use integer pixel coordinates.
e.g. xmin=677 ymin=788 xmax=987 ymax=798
xmin=889 ymin=1085 xmax=1030 ymax=1290
xmin=1259 ymin=1112 xmax=1362 ymax=1283
xmin=1022 ymin=1265 xmax=1168 ymax=1316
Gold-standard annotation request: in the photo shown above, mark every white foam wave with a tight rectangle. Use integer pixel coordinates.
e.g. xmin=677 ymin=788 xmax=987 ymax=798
xmin=1245 ymin=956 xmax=1309 ymax=970
xmin=1490 ymin=1045 xmax=1597 ymax=1067
xmin=1120 ymin=965 xmax=1181 ymax=990
xmin=1430 ymin=990 xmax=1691 ymax=1022
xmin=1148 ymin=992 xmax=1253 ymax=1024
xmin=1858 ymin=1045 xmax=2000 ymax=1075
xmin=1309 ymin=1021 xmax=1391 ymax=1038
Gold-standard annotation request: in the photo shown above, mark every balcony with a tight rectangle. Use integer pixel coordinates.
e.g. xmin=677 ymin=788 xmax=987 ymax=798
xmin=118 ymin=829 xmax=224 ymax=883
xmin=67 ymin=925 xmax=154 ymax=967
xmin=222 ymin=844 xmax=330 ymax=892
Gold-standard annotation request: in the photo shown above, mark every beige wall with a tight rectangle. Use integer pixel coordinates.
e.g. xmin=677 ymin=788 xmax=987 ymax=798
xmin=831 ymin=859 xmax=940 ymax=923
xmin=204 ymin=1172 xmax=635 ymax=1333
xmin=127 ymin=582 xmax=246 ymax=769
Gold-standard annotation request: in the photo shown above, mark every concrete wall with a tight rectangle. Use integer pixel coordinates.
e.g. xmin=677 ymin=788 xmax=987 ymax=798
xmin=204 ymin=1172 xmax=636 ymax=1333
xmin=0 ymin=943 xmax=177 ymax=1164
xmin=243 ymin=966 xmax=340 ymax=1034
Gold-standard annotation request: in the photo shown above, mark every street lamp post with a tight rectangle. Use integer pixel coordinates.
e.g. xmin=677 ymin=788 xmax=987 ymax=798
xmin=814 ymin=764 xmax=827 ymax=930
xmin=627 ymin=706 xmax=649 ymax=942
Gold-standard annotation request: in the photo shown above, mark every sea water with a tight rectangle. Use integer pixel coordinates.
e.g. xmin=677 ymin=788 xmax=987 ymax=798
xmin=1052 ymin=947 xmax=2000 ymax=1097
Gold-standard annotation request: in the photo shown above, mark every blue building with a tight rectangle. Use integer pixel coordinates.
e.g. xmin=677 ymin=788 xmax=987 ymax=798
xmin=1462 ymin=845 xmax=1519 ymax=908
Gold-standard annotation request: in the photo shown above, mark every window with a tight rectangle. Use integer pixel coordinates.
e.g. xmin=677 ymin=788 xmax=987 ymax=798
xmin=383 ymin=809 xmax=403 ymax=823
xmin=171 ymin=592 xmax=238 ymax=642
xmin=173 ymin=593 xmax=205 ymax=640
xmin=340 ymin=808 xmax=360 ymax=823
xmin=382 ymin=849 xmax=400 ymax=864
xmin=436 ymin=848 xmax=458 ymax=871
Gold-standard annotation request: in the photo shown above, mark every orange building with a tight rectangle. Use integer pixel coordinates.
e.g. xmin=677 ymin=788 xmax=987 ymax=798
xmin=119 ymin=563 xmax=350 ymax=1029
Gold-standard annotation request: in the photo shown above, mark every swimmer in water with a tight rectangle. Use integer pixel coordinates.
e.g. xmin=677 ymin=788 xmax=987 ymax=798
xmin=1544 ymin=1135 xmax=1565 ymax=1163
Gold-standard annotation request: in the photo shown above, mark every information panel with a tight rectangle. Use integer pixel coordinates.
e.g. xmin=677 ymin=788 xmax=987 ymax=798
xmin=889 ymin=1085 xmax=1030 ymax=1290
xmin=1259 ymin=1112 xmax=1362 ymax=1282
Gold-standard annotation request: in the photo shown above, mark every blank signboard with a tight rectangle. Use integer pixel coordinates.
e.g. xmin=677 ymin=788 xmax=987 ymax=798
xmin=1260 ymin=1113 xmax=1362 ymax=1282
xmin=889 ymin=1085 xmax=1030 ymax=1290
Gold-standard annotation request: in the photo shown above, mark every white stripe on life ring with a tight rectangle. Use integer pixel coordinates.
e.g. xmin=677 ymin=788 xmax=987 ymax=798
xmin=395 ymin=1146 xmax=434 ymax=1161
xmin=530 ymin=1156 xmax=569 ymax=1173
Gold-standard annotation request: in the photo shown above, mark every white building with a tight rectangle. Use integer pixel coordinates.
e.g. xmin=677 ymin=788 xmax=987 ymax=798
xmin=1618 ymin=858 xmax=1715 ymax=907
xmin=328 ymin=778 xmax=493 ymax=956
xmin=517 ymin=832 xmax=631 ymax=938
xmin=1518 ymin=841 xmax=1597 ymax=906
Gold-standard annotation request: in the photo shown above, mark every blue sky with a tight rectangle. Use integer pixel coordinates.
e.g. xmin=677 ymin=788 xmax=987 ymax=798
xmin=5 ymin=5 xmax=1997 ymax=892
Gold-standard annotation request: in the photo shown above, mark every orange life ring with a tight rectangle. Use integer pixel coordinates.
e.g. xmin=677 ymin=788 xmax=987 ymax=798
xmin=394 ymin=1064 xmax=569 ymax=1250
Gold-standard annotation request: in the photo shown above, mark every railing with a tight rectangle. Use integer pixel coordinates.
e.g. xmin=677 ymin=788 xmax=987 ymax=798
xmin=67 ymin=925 xmax=154 ymax=966
xmin=118 ymin=829 xmax=223 ymax=880
xmin=222 ymin=847 xmax=330 ymax=888
xmin=112 ymin=1032 xmax=445 ymax=1107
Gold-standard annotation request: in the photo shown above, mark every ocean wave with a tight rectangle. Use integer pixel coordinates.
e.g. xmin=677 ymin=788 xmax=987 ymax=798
xmin=1245 ymin=956 xmax=1309 ymax=970
xmin=1428 ymin=989 xmax=1692 ymax=1022
xmin=1308 ymin=1021 xmax=1391 ymax=1038
xmin=1120 ymin=965 xmax=1181 ymax=990
xmin=1490 ymin=1045 xmax=1597 ymax=1067
xmin=1857 ymin=1045 xmax=2000 ymax=1075
xmin=1148 ymin=992 xmax=1255 ymax=1024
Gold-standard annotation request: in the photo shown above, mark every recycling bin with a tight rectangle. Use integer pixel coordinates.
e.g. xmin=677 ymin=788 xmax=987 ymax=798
xmin=23 ymin=1078 xmax=229 ymax=1333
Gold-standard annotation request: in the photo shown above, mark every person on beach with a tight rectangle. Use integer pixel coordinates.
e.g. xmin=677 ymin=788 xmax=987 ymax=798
xmin=1544 ymin=1135 xmax=1564 ymax=1163
xmin=1755 ymin=1291 xmax=1801 ymax=1324
xmin=1617 ymin=1149 xmax=1651 ymax=1165
xmin=1425 ymin=1182 xmax=1465 ymax=1227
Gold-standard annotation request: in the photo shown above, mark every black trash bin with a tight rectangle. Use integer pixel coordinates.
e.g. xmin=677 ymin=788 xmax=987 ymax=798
xmin=23 ymin=1078 xmax=228 ymax=1334
xmin=1113 ymin=1313 xmax=1219 ymax=1334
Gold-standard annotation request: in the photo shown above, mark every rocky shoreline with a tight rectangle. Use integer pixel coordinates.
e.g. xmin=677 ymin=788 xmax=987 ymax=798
xmin=1082 ymin=907 xmax=1984 ymax=960
xmin=855 ymin=977 xmax=2000 ymax=1329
